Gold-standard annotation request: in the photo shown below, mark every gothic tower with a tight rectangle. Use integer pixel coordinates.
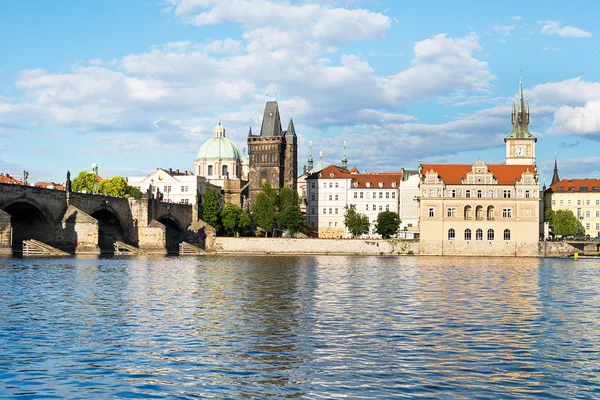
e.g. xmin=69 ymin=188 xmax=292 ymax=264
xmin=505 ymin=75 xmax=537 ymax=165
xmin=247 ymin=101 xmax=298 ymax=203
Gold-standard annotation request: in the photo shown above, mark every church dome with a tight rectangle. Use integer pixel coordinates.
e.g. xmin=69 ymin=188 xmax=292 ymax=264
xmin=196 ymin=137 xmax=242 ymax=161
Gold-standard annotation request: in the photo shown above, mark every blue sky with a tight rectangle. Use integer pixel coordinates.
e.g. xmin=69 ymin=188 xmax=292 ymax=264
xmin=1 ymin=0 xmax=599 ymax=185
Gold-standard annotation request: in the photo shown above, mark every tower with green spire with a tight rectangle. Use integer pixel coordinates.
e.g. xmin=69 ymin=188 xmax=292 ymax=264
xmin=505 ymin=74 xmax=537 ymax=165
xmin=341 ymin=141 xmax=348 ymax=169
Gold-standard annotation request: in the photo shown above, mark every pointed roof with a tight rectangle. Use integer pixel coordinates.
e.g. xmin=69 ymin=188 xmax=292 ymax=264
xmin=285 ymin=118 xmax=296 ymax=137
xmin=259 ymin=101 xmax=283 ymax=137
xmin=247 ymin=125 xmax=253 ymax=137
xmin=505 ymin=75 xmax=536 ymax=141
xmin=421 ymin=163 xmax=535 ymax=185
xmin=551 ymin=154 xmax=560 ymax=186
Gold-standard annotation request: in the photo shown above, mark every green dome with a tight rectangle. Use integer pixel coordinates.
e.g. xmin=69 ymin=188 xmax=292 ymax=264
xmin=196 ymin=137 xmax=242 ymax=160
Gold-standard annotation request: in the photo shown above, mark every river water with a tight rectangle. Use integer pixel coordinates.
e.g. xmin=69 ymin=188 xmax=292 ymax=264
xmin=1 ymin=255 xmax=599 ymax=398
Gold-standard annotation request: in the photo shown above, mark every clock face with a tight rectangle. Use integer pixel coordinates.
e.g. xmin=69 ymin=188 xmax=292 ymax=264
xmin=515 ymin=146 xmax=526 ymax=156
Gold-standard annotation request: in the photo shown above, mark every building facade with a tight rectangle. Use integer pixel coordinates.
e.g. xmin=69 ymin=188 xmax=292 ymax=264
xmin=247 ymin=101 xmax=297 ymax=203
xmin=398 ymin=169 xmax=419 ymax=238
xmin=418 ymin=78 xmax=540 ymax=256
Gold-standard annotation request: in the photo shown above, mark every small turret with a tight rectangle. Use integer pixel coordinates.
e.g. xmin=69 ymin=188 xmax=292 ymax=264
xmin=341 ymin=140 xmax=348 ymax=169
xmin=307 ymin=140 xmax=314 ymax=172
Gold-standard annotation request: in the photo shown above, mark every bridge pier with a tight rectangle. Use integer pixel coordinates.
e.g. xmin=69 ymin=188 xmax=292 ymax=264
xmin=0 ymin=209 xmax=11 ymax=256
xmin=138 ymin=220 xmax=168 ymax=254
xmin=57 ymin=205 xmax=101 ymax=255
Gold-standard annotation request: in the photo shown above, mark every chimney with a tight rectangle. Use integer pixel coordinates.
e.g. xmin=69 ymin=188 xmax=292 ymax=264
xmin=303 ymin=165 xmax=307 ymax=174
xmin=168 ymin=168 xmax=172 ymax=174
xmin=184 ymin=170 xmax=188 ymax=175
xmin=176 ymin=169 xmax=180 ymax=175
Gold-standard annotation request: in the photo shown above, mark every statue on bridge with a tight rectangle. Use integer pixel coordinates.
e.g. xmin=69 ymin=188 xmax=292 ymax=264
xmin=65 ymin=171 xmax=71 ymax=193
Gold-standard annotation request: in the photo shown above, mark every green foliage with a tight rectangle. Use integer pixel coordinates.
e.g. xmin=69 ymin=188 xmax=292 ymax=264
xmin=103 ymin=176 xmax=128 ymax=197
xmin=277 ymin=187 xmax=306 ymax=235
xmin=544 ymin=209 xmax=556 ymax=225
xmin=552 ymin=209 xmax=585 ymax=237
xmin=221 ymin=202 xmax=252 ymax=237
xmin=126 ymin=185 xmax=143 ymax=199
xmin=375 ymin=211 xmax=401 ymax=239
xmin=344 ymin=204 xmax=370 ymax=237
xmin=72 ymin=171 xmax=99 ymax=193
xmin=251 ymin=183 xmax=279 ymax=236
xmin=202 ymin=187 xmax=223 ymax=232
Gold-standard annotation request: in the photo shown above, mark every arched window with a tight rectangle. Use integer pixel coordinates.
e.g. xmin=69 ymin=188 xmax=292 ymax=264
xmin=448 ymin=228 xmax=455 ymax=240
xmin=208 ymin=165 xmax=213 ymax=176
xmin=475 ymin=205 xmax=484 ymax=220
xmin=504 ymin=229 xmax=511 ymax=241
xmin=464 ymin=229 xmax=471 ymax=240
xmin=487 ymin=229 xmax=494 ymax=240
xmin=476 ymin=229 xmax=483 ymax=240
xmin=487 ymin=206 xmax=495 ymax=220
xmin=464 ymin=205 xmax=472 ymax=219
xmin=222 ymin=165 xmax=228 ymax=177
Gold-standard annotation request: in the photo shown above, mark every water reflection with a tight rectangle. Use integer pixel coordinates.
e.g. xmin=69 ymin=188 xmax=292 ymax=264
xmin=0 ymin=256 xmax=599 ymax=398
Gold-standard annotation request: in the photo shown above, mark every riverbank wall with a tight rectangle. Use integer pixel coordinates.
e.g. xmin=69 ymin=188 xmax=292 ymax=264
xmin=214 ymin=237 xmax=419 ymax=255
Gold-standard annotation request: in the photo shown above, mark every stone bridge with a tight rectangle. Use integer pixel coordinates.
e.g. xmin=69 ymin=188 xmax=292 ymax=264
xmin=0 ymin=183 xmax=213 ymax=255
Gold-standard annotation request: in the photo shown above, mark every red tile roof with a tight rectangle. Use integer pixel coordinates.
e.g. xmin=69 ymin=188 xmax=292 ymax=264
xmin=421 ymin=163 xmax=535 ymax=185
xmin=34 ymin=182 xmax=65 ymax=190
xmin=308 ymin=165 xmax=352 ymax=179
xmin=548 ymin=179 xmax=600 ymax=193
xmin=307 ymin=165 xmax=402 ymax=188
xmin=0 ymin=175 xmax=23 ymax=185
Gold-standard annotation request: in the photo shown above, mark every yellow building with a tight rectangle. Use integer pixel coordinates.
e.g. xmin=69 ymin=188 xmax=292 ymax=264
xmin=418 ymin=78 xmax=541 ymax=256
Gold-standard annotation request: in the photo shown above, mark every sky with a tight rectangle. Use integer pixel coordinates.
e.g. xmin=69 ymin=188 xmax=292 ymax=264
xmin=1 ymin=0 xmax=599 ymax=186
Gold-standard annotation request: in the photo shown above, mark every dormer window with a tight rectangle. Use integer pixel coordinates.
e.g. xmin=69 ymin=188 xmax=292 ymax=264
xmin=392 ymin=182 xmax=396 ymax=188
xmin=366 ymin=182 xmax=371 ymax=188
xmin=378 ymin=182 xmax=383 ymax=188
xmin=568 ymin=187 xmax=575 ymax=192
xmin=557 ymin=187 xmax=564 ymax=192
xmin=330 ymin=173 xmax=334 ymax=178
xmin=353 ymin=182 xmax=358 ymax=188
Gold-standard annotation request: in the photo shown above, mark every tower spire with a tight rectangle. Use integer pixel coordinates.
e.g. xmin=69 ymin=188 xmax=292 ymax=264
xmin=307 ymin=140 xmax=314 ymax=172
xmin=551 ymin=152 xmax=560 ymax=186
xmin=505 ymin=73 xmax=534 ymax=141
xmin=341 ymin=140 xmax=348 ymax=169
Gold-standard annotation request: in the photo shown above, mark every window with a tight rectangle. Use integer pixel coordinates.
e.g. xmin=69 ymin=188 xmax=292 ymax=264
xmin=466 ymin=190 xmax=471 ymax=198
xmin=335 ymin=195 xmax=339 ymax=201
xmin=311 ymin=194 xmax=315 ymax=201
xmin=323 ymin=208 xmax=326 ymax=214
xmin=392 ymin=192 xmax=396 ymax=199
xmin=329 ymin=208 xmax=332 ymax=214
xmin=597 ymin=211 xmax=600 ymax=218
xmin=366 ymin=204 xmax=369 ymax=211
xmin=181 ymin=186 xmax=189 ymax=192
xmin=447 ymin=208 xmax=457 ymax=217
xmin=386 ymin=205 xmax=389 ymax=211
xmin=552 ymin=200 xmax=556 ymax=206
xmin=335 ymin=208 xmax=339 ymax=214
xmin=597 ymin=200 xmax=600 ymax=206
xmin=429 ymin=190 xmax=434 ymax=197
xmin=222 ymin=165 xmax=228 ymax=176
xmin=581 ymin=187 xmax=589 ymax=192
xmin=476 ymin=229 xmax=483 ymax=240
xmin=594 ymin=187 xmax=600 ymax=193
xmin=477 ymin=190 xmax=482 ymax=198
xmin=464 ymin=229 xmax=472 ymax=241
xmin=525 ymin=190 xmax=530 ymax=198
xmin=379 ymin=192 xmax=383 ymax=199
xmin=373 ymin=204 xmax=376 ymax=211
xmin=577 ymin=200 xmax=582 ymax=206
xmin=360 ymin=192 xmax=364 ymax=198
xmin=586 ymin=211 xmax=591 ymax=218
xmin=596 ymin=223 xmax=600 ymax=231
xmin=329 ymin=222 xmax=332 ymax=227
xmin=335 ymin=222 xmax=338 ymax=227
xmin=448 ymin=228 xmax=455 ymax=240
xmin=208 ymin=165 xmax=213 ymax=175
xmin=386 ymin=192 xmax=390 ymax=198
xmin=379 ymin=205 xmax=383 ymax=211
xmin=354 ymin=192 xmax=357 ymax=199
xmin=464 ymin=206 xmax=472 ymax=219
xmin=329 ymin=183 xmax=332 ymax=188
xmin=489 ymin=190 xmax=494 ymax=198
xmin=560 ymin=200 xmax=564 ymax=205
xmin=329 ymin=195 xmax=332 ymax=201
xmin=311 ymin=221 xmax=315 ymax=227
xmin=504 ymin=229 xmax=511 ymax=241
xmin=568 ymin=200 xmax=572 ymax=205
xmin=586 ymin=223 xmax=590 ymax=231
xmin=311 ymin=208 xmax=315 ymax=215
xmin=335 ymin=182 xmax=339 ymax=188
xmin=503 ymin=190 xmax=511 ymax=198
xmin=502 ymin=208 xmax=512 ymax=218
xmin=164 ymin=186 xmax=171 ymax=193
xmin=568 ymin=187 xmax=575 ymax=192
xmin=487 ymin=229 xmax=494 ymax=240
xmin=450 ymin=189 xmax=456 ymax=198
xmin=311 ymin=182 xmax=315 ymax=189
xmin=428 ymin=207 xmax=435 ymax=217
xmin=586 ymin=200 xmax=591 ymax=206
xmin=422 ymin=189 xmax=427 ymax=197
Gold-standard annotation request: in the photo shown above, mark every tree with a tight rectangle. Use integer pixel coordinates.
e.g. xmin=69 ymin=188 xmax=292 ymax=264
xmin=278 ymin=186 xmax=306 ymax=235
xmin=202 ymin=187 xmax=222 ymax=232
xmin=252 ymin=183 xmax=279 ymax=236
xmin=344 ymin=204 xmax=370 ymax=237
xmin=552 ymin=209 xmax=585 ymax=237
xmin=544 ymin=209 xmax=556 ymax=226
xmin=126 ymin=185 xmax=143 ymax=199
xmin=104 ymin=176 xmax=128 ymax=197
xmin=375 ymin=211 xmax=401 ymax=239
xmin=221 ymin=202 xmax=252 ymax=237
xmin=72 ymin=171 xmax=99 ymax=193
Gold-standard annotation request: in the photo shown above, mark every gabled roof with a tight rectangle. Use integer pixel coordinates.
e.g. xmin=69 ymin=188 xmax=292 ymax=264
xmin=421 ymin=163 xmax=535 ymax=185
xmin=307 ymin=164 xmax=352 ymax=179
xmin=0 ymin=174 xmax=23 ymax=185
xmin=259 ymin=101 xmax=283 ymax=137
xmin=351 ymin=172 xmax=402 ymax=189
xmin=547 ymin=179 xmax=600 ymax=193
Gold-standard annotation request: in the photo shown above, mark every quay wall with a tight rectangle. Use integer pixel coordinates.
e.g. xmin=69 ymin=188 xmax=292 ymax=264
xmin=214 ymin=237 xmax=419 ymax=255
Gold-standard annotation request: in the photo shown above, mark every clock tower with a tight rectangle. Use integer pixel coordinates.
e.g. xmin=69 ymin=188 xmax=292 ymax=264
xmin=505 ymin=76 xmax=536 ymax=165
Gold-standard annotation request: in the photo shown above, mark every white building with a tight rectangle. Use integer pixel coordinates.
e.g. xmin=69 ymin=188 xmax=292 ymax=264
xmin=398 ymin=168 xmax=420 ymax=238
xmin=305 ymin=165 xmax=403 ymax=238
xmin=127 ymin=168 xmax=218 ymax=205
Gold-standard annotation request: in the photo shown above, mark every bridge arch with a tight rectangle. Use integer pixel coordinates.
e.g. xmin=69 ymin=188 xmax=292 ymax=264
xmin=90 ymin=205 xmax=127 ymax=254
xmin=156 ymin=214 xmax=185 ymax=254
xmin=0 ymin=198 xmax=56 ymax=253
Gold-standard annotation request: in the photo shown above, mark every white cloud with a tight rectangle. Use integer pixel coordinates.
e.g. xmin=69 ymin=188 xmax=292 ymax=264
xmin=540 ymin=20 xmax=592 ymax=38
xmin=511 ymin=16 xmax=522 ymax=21
xmin=490 ymin=23 xmax=516 ymax=37
xmin=549 ymin=101 xmax=600 ymax=135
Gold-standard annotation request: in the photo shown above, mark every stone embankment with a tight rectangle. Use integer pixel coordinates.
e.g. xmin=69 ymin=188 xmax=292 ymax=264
xmin=213 ymin=237 xmax=419 ymax=255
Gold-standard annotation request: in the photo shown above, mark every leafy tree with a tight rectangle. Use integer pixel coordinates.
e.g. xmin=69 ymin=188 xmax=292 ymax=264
xmin=202 ymin=187 xmax=223 ymax=232
xmin=104 ymin=176 xmax=128 ymax=197
xmin=72 ymin=171 xmax=99 ymax=193
xmin=544 ymin=209 xmax=556 ymax=226
xmin=344 ymin=204 xmax=370 ymax=237
xmin=375 ymin=211 xmax=401 ymax=239
xmin=277 ymin=186 xmax=306 ymax=235
xmin=252 ymin=183 xmax=279 ymax=236
xmin=221 ymin=202 xmax=252 ymax=237
xmin=126 ymin=185 xmax=143 ymax=199
xmin=552 ymin=209 xmax=585 ymax=237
